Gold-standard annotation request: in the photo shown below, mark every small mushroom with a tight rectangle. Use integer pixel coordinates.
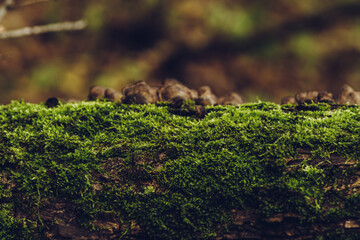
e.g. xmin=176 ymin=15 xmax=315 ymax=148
xmin=157 ymin=79 xmax=198 ymax=102
xmin=337 ymin=84 xmax=360 ymax=105
xmin=195 ymin=86 xmax=217 ymax=106
xmin=317 ymin=91 xmax=334 ymax=103
xmin=295 ymin=91 xmax=319 ymax=105
xmin=122 ymin=81 xmax=158 ymax=104
xmin=105 ymin=88 xmax=122 ymax=102
xmin=45 ymin=97 xmax=60 ymax=108
xmin=218 ymin=92 xmax=244 ymax=106
xmin=281 ymin=96 xmax=296 ymax=105
xmin=88 ymin=85 xmax=106 ymax=100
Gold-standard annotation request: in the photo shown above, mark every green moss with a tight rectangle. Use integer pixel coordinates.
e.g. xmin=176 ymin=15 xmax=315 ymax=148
xmin=0 ymin=100 xmax=359 ymax=239
xmin=0 ymin=204 xmax=33 ymax=239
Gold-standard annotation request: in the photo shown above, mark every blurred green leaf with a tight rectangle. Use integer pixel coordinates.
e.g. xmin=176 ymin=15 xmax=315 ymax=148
xmin=207 ymin=3 xmax=254 ymax=38
xmin=31 ymin=63 xmax=63 ymax=90
xmin=84 ymin=4 xmax=106 ymax=31
xmin=289 ymin=34 xmax=320 ymax=65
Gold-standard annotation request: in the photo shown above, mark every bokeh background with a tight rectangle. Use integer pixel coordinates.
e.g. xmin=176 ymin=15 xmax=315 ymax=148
xmin=0 ymin=0 xmax=360 ymax=104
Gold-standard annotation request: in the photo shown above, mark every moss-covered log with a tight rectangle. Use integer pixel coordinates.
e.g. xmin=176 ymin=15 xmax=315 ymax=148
xmin=0 ymin=100 xmax=360 ymax=239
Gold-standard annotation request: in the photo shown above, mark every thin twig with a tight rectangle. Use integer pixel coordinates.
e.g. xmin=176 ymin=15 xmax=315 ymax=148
xmin=0 ymin=19 xmax=87 ymax=39
xmin=14 ymin=0 xmax=51 ymax=8
xmin=0 ymin=0 xmax=14 ymax=23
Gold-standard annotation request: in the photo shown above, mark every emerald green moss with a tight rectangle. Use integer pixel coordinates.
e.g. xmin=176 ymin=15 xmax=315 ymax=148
xmin=0 ymin=204 xmax=33 ymax=239
xmin=0 ymin=100 xmax=359 ymax=239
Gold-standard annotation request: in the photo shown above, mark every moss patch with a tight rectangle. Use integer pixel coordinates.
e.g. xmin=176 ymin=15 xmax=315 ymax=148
xmin=0 ymin=100 xmax=359 ymax=239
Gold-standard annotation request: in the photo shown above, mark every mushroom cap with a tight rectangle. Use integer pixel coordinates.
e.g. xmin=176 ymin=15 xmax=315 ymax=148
xmin=338 ymin=84 xmax=359 ymax=104
xmin=196 ymin=85 xmax=217 ymax=105
xmin=105 ymin=88 xmax=122 ymax=102
xmin=218 ymin=92 xmax=244 ymax=106
xmin=122 ymin=81 xmax=158 ymax=104
xmin=295 ymin=91 xmax=319 ymax=104
xmin=158 ymin=78 xmax=198 ymax=102
xmin=318 ymin=91 xmax=334 ymax=103
xmin=281 ymin=96 xmax=296 ymax=105
xmin=198 ymin=86 xmax=212 ymax=95
xmin=88 ymin=85 xmax=106 ymax=100
xmin=45 ymin=97 xmax=60 ymax=108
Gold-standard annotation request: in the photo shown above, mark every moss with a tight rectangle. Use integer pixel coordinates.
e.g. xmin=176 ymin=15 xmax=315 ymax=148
xmin=0 ymin=204 xmax=33 ymax=239
xmin=0 ymin=100 xmax=360 ymax=239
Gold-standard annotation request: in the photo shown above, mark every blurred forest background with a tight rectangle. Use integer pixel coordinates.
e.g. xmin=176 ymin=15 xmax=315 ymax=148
xmin=0 ymin=0 xmax=360 ymax=104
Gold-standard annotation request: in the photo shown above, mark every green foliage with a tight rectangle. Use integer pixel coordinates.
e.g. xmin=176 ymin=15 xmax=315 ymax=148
xmin=31 ymin=63 xmax=63 ymax=91
xmin=206 ymin=3 xmax=254 ymax=38
xmin=0 ymin=205 xmax=33 ymax=239
xmin=0 ymin=101 xmax=360 ymax=239
xmin=84 ymin=3 xmax=106 ymax=31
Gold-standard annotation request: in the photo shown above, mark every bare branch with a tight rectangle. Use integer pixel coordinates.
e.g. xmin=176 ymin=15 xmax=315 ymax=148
xmin=0 ymin=19 xmax=87 ymax=39
xmin=14 ymin=0 xmax=51 ymax=8
xmin=0 ymin=0 xmax=14 ymax=23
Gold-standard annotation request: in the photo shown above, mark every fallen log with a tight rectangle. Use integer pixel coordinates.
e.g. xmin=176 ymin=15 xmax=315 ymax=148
xmin=0 ymin=101 xmax=359 ymax=239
